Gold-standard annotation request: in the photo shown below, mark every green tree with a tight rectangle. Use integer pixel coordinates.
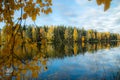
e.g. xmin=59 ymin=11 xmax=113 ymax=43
xmin=64 ymin=28 xmax=69 ymax=40
xmin=32 ymin=27 xmax=36 ymax=42
xmin=54 ymin=26 xmax=66 ymax=43
xmin=26 ymin=26 xmax=32 ymax=41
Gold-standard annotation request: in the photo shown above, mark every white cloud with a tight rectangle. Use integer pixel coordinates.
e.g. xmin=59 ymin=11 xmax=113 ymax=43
xmin=75 ymin=0 xmax=90 ymax=6
xmin=65 ymin=3 xmax=120 ymax=33
xmin=52 ymin=0 xmax=120 ymax=34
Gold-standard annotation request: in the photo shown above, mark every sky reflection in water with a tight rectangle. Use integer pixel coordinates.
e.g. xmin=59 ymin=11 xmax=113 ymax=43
xmin=38 ymin=47 xmax=120 ymax=80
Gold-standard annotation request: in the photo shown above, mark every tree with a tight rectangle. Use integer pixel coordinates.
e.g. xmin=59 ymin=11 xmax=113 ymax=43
xmin=92 ymin=32 xmax=95 ymax=39
xmin=0 ymin=0 xmax=53 ymax=62
xmin=46 ymin=26 xmax=54 ymax=42
xmin=97 ymin=32 xmax=101 ymax=41
xmin=87 ymin=30 xmax=92 ymax=41
xmin=0 ymin=29 xmax=1 ymax=46
xmin=54 ymin=26 xmax=66 ymax=43
xmin=36 ymin=27 xmax=41 ymax=42
xmin=105 ymin=32 xmax=110 ymax=40
xmin=64 ymin=28 xmax=69 ymax=40
xmin=32 ymin=27 xmax=36 ymax=42
xmin=73 ymin=27 xmax=78 ymax=42
xmin=39 ymin=27 xmax=47 ymax=44
xmin=26 ymin=26 xmax=32 ymax=41
xmin=0 ymin=0 xmax=52 ymax=26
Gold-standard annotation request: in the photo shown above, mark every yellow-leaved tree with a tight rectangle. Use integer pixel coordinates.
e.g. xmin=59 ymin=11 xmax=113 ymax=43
xmin=46 ymin=26 xmax=54 ymax=42
xmin=97 ymin=32 xmax=101 ymax=41
xmin=105 ymin=32 xmax=110 ymax=39
xmin=40 ymin=28 xmax=47 ymax=45
xmin=0 ymin=1 xmax=52 ymax=79
xmin=0 ymin=0 xmax=52 ymax=57
xmin=87 ymin=29 xmax=92 ymax=41
xmin=73 ymin=27 xmax=78 ymax=42
xmin=0 ymin=0 xmax=52 ymax=25
xmin=0 ymin=0 xmax=53 ymax=56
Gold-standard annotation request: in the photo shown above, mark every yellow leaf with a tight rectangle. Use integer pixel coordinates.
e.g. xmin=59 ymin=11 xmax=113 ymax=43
xmin=48 ymin=7 xmax=52 ymax=13
xmin=96 ymin=0 xmax=102 ymax=5
xmin=37 ymin=0 xmax=42 ymax=4
xmin=104 ymin=0 xmax=111 ymax=11
xmin=22 ymin=13 xmax=27 ymax=19
xmin=32 ymin=15 xmax=36 ymax=21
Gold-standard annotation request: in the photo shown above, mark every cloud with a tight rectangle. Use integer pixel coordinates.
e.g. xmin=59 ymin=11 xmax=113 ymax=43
xmin=75 ymin=0 xmax=89 ymax=6
xmin=86 ymin=5 xmax=120 ymax=33
xmin=34 ymin=0 xmax=120 ymax=34
xmin=61 ymin=1 xmax=120 ymax=33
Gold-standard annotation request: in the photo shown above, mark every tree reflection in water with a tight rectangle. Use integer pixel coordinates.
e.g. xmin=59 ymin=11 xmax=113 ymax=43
xmin=0 ymin=41 xmax=120 ymax=80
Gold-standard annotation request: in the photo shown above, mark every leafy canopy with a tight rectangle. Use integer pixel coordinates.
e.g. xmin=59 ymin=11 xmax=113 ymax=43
xmin=0 ymin=0 xmax=52 ymax=26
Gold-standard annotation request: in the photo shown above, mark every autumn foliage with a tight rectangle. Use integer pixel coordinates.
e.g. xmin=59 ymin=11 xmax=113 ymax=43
xmin=0 ymin=0 xmax=117 ymax=79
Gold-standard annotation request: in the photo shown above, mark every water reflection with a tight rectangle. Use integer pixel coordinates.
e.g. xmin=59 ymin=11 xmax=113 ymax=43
xmin=0 ymin=41 xmax=120 ymax=80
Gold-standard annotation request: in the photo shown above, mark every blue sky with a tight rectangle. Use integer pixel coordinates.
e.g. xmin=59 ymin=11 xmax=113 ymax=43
xmin=1 ymin=0 xmax=120 ymax=33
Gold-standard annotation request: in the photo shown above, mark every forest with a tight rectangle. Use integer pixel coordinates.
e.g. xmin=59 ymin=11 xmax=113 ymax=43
xmin=1 ymin=25 xmax=120 ymax=45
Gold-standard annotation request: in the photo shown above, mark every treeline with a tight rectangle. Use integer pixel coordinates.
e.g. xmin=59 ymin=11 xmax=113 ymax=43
xmin=1 ymin=25 xmax=120 ymax=44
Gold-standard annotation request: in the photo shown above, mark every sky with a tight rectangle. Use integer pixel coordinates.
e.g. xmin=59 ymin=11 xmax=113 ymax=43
xmin=1 ymin=0 xmax=120 ymax=33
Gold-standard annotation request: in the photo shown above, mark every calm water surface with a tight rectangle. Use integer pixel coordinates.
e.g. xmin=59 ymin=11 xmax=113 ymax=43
xmin=0 ymin=43 xmax=120 ymax=80
xmin=40 ymin=47 xmax=120 ymax=80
